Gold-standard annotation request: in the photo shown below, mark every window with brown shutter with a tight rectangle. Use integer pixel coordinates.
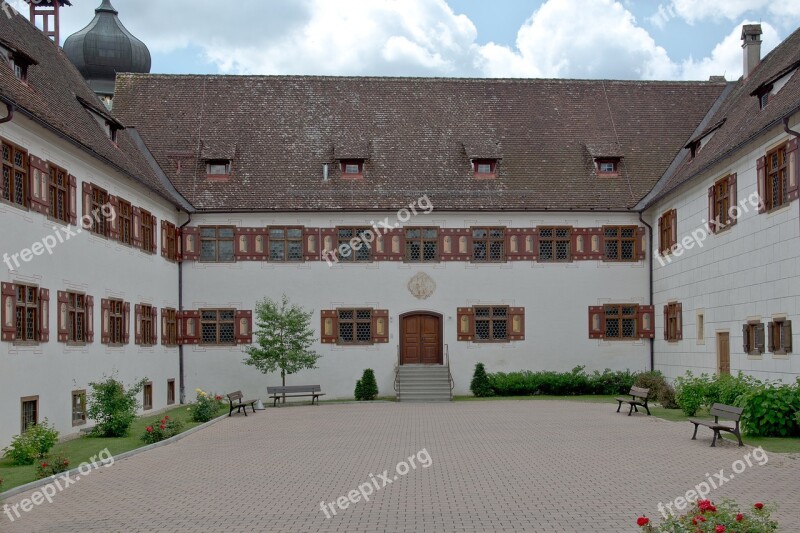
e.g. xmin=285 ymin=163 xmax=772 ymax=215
xmin=200 ymin=309 xmax=236 ymax=345
xmin=457 ymin=306 xmax=524 ymax=342
xmin=140 ymin=209 xmax=154 ymax=252
xmin=107 ymin=299 xmax=125 ymax=345
xmin=269 ymin=227 xmax=303 ymax=261
xmin=472 ymin=227 xmax=505 ymax=262
xmin=89 ymin=184 xmax=109 ymax=236
xmin=604 ymin=304 xmax=638 ymax=339
xmin=538 ymin=227 xmax=571 ymax=262
xmin=319 ymin=308 xmax=388 ymax=345
xmin=337 ymin=309 xmax=372 ymax=344
xmin=404 ymin=227 xmax=439 ymax=262
xmin=162 ymin=221 xmax=178 ymax=261
xmin=603 ymin=226 xmax=637 ymax=261
xmin=138 ymin=304 xmax=154 ymax=346
xmin=67 ymin=292 xmax=88 ymax=343
xmin=48 ymin=163 xmax=69 ymax=223
xmin=118 ymin=198 xmax=132 ymax=245
xmin=1 ymin=138 xmax=28 ymax=208
xmin=14 ymin=283 xmax=40 ymax=342
xmin=336 ymin=227 xmax=373 ymax=262
xmin=664 ymin=302 xmax=682 ymax=342
xmin=163 ymin=308 xmax=177 ymax=346
xmin=768 ymin=318 xmax=792 ymax=355
xmin=658 ymin=210 xmax=677 ymax=255
xmin=708 ymin=174 xmax=737 ymax=232
xmin=760 ymin=142 xmax=798 ymax=211
xmin=200 ymin=226 xmax=235 ymax=262
xmin=743 ymin=321 xmax=765 ymax=355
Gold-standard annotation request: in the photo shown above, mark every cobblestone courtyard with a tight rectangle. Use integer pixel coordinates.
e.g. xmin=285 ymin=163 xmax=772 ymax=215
xmin=2 ymin=400 xmax=799 ymax=532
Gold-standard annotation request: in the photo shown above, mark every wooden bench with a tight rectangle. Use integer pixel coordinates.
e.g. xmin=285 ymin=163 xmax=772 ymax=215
xmin=689 ymin=403 xmax=744 ymax=447
xmin=267 ymin=385 xmax=325 ymax=407
xmin=227 ymin=391 xmax=258 ymax=417
xmin=615 ymin=386 xmax=651 ymax=416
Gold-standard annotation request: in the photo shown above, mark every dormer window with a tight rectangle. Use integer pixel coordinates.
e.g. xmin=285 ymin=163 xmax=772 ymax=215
xmin=77 ymin=96 xmax=122 ymax=143
xmin=595 ymin=158 xmax=620 ymax=175
xmin=472 ymin=159 xmax=497 ymax=178
xmin=0 ymin=40 xmax=37 ymax=84
xmin=759 ymin=92 xmax=769 ymax=109
xmin=340 ymin=159 xmax=364 ymax=178
xmin=207 ymin=160 xmax=231 ymax=176
xmin=13 ymin=61 xmax=28 ymax=82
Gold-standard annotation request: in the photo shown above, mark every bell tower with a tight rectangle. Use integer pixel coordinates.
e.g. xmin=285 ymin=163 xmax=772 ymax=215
xmin=26 ymin=0 xmax=72 ymax=45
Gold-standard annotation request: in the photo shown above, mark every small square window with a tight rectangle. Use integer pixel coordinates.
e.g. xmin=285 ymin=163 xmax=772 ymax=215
xmin=340 ymin=160 xmax=364 ymax=177
xmin=143 ymin=382 xmax=153 ymax=410
xmin=596 ymin=159 xmax=619 ymax=174
xmin=472 ymin=159 xmax=497 ymax=177
xmin=759 ymin=93 xmax=769 ymax=110
xmin=207 ymin=160 xmax=231 ymax=175
xmin=167 ymin=379 xmax=176 ymax=405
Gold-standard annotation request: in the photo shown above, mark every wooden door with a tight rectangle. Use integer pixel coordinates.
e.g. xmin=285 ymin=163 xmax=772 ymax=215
xmin=717 ymin=332 xmax=730 ymax=375
xmin=401 ymin=313 xmax=442 ymax=365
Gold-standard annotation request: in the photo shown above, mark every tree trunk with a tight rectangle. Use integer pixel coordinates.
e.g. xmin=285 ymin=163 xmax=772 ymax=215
xmin=281 ymin=370 xmax=286 ymax=404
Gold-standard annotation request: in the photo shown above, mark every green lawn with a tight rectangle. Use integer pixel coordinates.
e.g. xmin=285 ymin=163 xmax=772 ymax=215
xmin=0 ymin=404 xmax=226 ymax=493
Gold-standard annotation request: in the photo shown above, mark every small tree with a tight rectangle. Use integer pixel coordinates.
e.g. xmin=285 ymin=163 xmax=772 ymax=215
xmin=470 ymin=363 xmax=493 ymax=397
xmin=355 ymin=369 xmax=379 ymax=401
xmin=244 ymin=295 xmax=321 ymax=403
xmin=87 ymin=376 xmax=146 ymax=437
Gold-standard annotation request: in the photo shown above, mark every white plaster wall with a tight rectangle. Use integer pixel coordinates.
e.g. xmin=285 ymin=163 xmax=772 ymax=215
xmin=0 ymin=117 xmax=181 ymax=449
xmin=183 ymin=212 xmax=652 ymax=402
xmin=648 ymin=117 xmax=800 ymax=383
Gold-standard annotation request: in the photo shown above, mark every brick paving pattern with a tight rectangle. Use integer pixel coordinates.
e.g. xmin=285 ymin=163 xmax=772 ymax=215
xmin=2 ymin=400 xmax=799 ymax=532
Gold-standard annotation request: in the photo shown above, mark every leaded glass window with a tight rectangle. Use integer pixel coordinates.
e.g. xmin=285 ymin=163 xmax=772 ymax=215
xmin=201 ymin=309 xmax=236 ymax=345
xmin=604 ymin=304 xmax=637 ymax=339
xmin=474 ymin=306 xmax=508 ymax=341
xmin=15 ymin=284 xmax=38 ymax=342
xmin=49 ymin=164 xmax=69 ymax=223
xmin=603 ymin=226 xmax=636 ymax=261
xmin=538 ymin=227 xmax=571 ymax=262
xmin=269 ymin=227 xmax=303 ymax=261
xmin=472 ymin=227 xmax=505 ymax=262
xmin=2 ymin=140 xmax=27 ymax=207
xmin=200 ymin=226 xmax=235 ymax=262
xmin=337 ymin=227 xmax=373 ymax=262
xmin=766 ymin=144 xmax=788 ymax=210
xmin=405 ymin=227 xmax=438 ymax=262
xmin=337 ymin=309 xmax=372 ymax=344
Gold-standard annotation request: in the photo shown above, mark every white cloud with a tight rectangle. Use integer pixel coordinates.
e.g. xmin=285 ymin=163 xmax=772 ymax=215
xmin=652 ymin=0 xmax=800 ymax=28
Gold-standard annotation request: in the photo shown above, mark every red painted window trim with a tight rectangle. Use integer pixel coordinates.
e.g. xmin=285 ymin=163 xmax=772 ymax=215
xmin=340 ymin=160 xmax=364 ymax=179
xmin=472 ymin=159 xmax=497 ymax=178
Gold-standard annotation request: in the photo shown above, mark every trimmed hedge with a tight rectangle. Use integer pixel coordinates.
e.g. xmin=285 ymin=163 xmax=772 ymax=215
xmin=487 ymin=366 xmax=635 ymax=396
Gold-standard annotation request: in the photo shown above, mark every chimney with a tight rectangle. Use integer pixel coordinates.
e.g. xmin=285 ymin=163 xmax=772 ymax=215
xmin=741 ymin=24 xmax=762 ymax=79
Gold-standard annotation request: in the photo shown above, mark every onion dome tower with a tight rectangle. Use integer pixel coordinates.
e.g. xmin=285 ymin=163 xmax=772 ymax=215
xmin=63 ymin=0 xmax=151 ymax=107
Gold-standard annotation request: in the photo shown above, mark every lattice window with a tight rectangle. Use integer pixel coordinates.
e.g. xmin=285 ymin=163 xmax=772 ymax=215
xmin=140 ymin=209 xmax=153 ymax=251
xmin=269 ymin=227 xmax=303 ymax=261
xmin=766 ymin=144 xmax=788 ymax=210
xmin=91 ymin=186 xmax=108 ymax=236
xmin=164 ymin=222 xmax=178 ymax=261
xmin=713 ymin=177 xmax=730 ymax=226
xmin=200 ymin=309 xmax=236 ymax=345
xmin=666 ymin=302 xmax=681 ymax=342
xmin=604 ymin=226 xmax=636 ymax=261
xmin=68 ymin=292 xmax=86 ymax=342
xmin=200 ymin=226 xmax=235 ymax=262
xmin=405 ymin=227 xmax=438 ymax=262
xmin=658 ymin=210 xmax=677 ymax=255
xmin=2 ymin=140 xmax=27 ymax=207
xmin=21 ymin=397 xmax=37 ymax=433
xmin=474 ymin=306 xmax=508 ymax=341
xmin=72 ymin=391 xmax=86 ymax=426
xmin=604 ymin=304 xmax=637 ymax=339
xmin=472 ymin=227 xmax=505 ymax=262
xmin=15 ymin=284 xmax=39 ymax=342
xmin=118 ymin=199 xmax=132 ymax=244
xmin=165 ymin=308 xmax=177 ymax=345
xmin=143 ymin=383 xmax=153 ymax=410
xmin=49 ymin=164 xmax=69 ymax=223
xmin=538 ymin=227 xmax=571 ymax=262
xmin=337 ymin=227 xmax=373 ymax=262
xmin=337 ymin=308 xmax=372 ymax=344
xmin=140 ymin=305 xmax=154 ymax=346
xmin=109 ymin=299 xmax=124 ymax=344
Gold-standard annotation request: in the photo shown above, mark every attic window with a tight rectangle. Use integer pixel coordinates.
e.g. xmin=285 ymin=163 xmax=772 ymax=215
xmin=595 ymin=158 xmax=620 ymax=175
xmin=207 ymin=160 xmax=231 ymax=175
xmin=13 ymin=61 xmax=28 ymax=82
xmin=77 ymin=96 xmax=122 ymax=143
xmin=759 ymin=92 xmax=769 ymax=109
xmin=472 ymin=159 xmax=497 ymax=178
xmin=340 ymin=160 xmax=364 ymax=178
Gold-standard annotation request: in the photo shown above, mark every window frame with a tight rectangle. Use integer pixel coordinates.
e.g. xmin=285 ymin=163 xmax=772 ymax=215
xmin=404 ymin=227 xmax=439 ymax=263
xmin=744 ymin=320 xmax=764 ymax=356
xmin=140 ymin=304 xmax=154 ymax=347
xmin=67 ymin=291 xmax=88 ymax=343
xmin=538 ymin=226 xmax=572 ymax=262
xmin=602 ymin=225 xmax=637 ymax=262
xmin=143 ymin=382 xmax=153 ymax=411
xmin=336 ymin=308 xmax=373 ymax=346
xmin=711 ymin=175 xmax=733 ymax=228
xmin=472 ymin=159 xmax=497 ymax=178
xmin=164 ymin=308 xmax=178 ymax=346
xmin=1 ymin=137 xmax=29 ymax=208
xmin=48 ymin=162 xmax=69 ymax=224
xmin=164 ymin=222 xmax=178 ymax=261
xmin=658 ymin=210 xmax=677 ymax=255
xmin=473 ymin=305 xmax=509 ymax=343
xmin=20 ymin=396 xmax=38 ymax=434
xmin=665 ymin=302 xmax=682 ymax=342
xmin=596 ymin=159 xmax=619 ymax=175
xmin=604 ymin=304 xmax=638 ymax=340
xmin=72 ymin=390 xmax=87 ymax=426
xmin=117 ymin=198 xmax=132 ymax=245
xmin=140 ymin=209 xmax=154 ymax=253
xmin=268 ymin=226 xmax=304 ymax=262
xmin=340 ymin=160 xmax=364 ymax=178
xmin=471 ymin=227 xmax=506 ymax=263
xmin=206 ymin=160 xmax=231 ymax=176
xmin=167 ymin=379 xmax=176 ymax=405
xmin=769 ymin=318 xmax=792 ymax=356
xmin=336 ymin=227 xmax=373 ymax=263
xmin=90 ymin=184 xmax=109 ymax=237
xmin=199 ymin=308 xmax=236 ymax=346
xmin=108 ymin=298 xmax=125 ymax=345
xmin=199 ymin=226 xmax=235 ymax=263
xmin=765 ymin=143 xmax=789 ymax=211
xmin=15 ymin=283 xmax=39 ymax=343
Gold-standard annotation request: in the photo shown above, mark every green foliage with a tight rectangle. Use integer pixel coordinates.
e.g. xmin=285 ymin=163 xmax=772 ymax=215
xmin=35 ymin=452 xmax=71 ymax=479
xmin=711 ymin=372 xmax=761 ymax=406
xmin=354 ymin=369 xmax=378 ymax=401
xmin=189 ymin=389 xmax=224 ymax=423
xmin=244 ymin=295 xmax=321 ymax=389
xmin=470 ymin=363 xmax=494 ymax=397
xmin=674 ymin=372 xmax=712 ymax=416
xmin=87 ymin=376 xmax=146 ymax=438
xmin=738 ymin=380 xmax=800 ymax=437
xmin=487 ymin=366 xmax=636 ymax=396
xmin=640 ymin=498 xmax=777 ymax=532
xmin=141 ymin=414 xmax=184 ymax=444
xmin=2 ymin=419 xmax=60 ymax=466
xmin=634 ymin=371 xmax=678 ymax=408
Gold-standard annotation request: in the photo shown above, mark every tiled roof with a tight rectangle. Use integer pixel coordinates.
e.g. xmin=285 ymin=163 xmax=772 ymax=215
xmin=645 ymin=26 xmax=800 ymax=208
xmin=0 ymin=11 xmax=183 ymax=205
xmin=113 ymin=74 xmax=725 ymax=212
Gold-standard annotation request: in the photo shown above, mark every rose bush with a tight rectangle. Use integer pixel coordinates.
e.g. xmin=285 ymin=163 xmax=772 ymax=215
xmin=637 ymin=499 xmax=777 ymax=532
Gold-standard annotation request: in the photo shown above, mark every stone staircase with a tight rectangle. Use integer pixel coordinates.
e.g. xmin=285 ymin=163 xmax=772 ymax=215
xmin=396 ymin=365 xmax=452 ymax=402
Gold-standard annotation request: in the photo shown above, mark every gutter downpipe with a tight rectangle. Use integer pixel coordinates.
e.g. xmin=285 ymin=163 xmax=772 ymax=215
xmin=0 ymin=103 xmax=14 ymax=124
xmin=639 ymin=212 xmax=655 ymax=372
xmin=178 ymin=213 xmax=192 ymax=404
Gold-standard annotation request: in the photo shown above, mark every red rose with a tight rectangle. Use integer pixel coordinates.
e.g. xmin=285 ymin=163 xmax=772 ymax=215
xmin=716 ymin=526 xmax=725 ymax=533
xmin=159 ymin=424 xmax=166 ymax=430
xmin=164 ymin=416 xmax=169 ymax=420
xmin=736 ymin=513 xmax=744 ymax=522
xmin=636 ymin=516 xmax=649 ymax=527
xmin=215 ymin=395 xmax=222 ymax=401
xmin=754 ymin=503 xmax=764 ymax=510
xmin=146 ymin=426 xmax=153 ymax=433
xmin=41 ymin=462 xmax=48 ymax=468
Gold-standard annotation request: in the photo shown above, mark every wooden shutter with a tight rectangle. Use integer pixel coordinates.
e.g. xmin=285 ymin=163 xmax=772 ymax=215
xmin=374 ymin=229 xmax=404 ymax=261
xmin=439 ymin=229 xmax=472 ymax=261
xmin=676 ymin=302 xmax=683 ymax=340
xmin=506 ymin=229 xmax=536 ymax=261
xmin=100 ymin=299 xmax=110 ymax=344
xmin=150 ymin=215 xmax=157 ymax=254
xmin=707 ymin=186 xmax=716 ymax=233
xmin=28 ymin=156 xmax=49 ymax=215
xmin=181 ymin=227 xmax=200 ymax=261
xmin=1 ymin=282 xmax=15 ymax=341
xmin=588 ymin=306 xmax=604 ymax=339
xmin=57 ymin=290 xmax=69 ymax=342
xmin=151 ymin=307 xmax=158 ymax=345
xmin=134 ymin=304 xmax=142 ymax=345
xmin=107 ymin=195 xmax=120 ymax=240
xmin=68 ymin=174 xmax=78 ymax=226
xmin=320 ymin=310 xmax=338 ymax=343
xmin=82 ymin=182 xmax=91 ymax=221
xmin=782 ymin=320 xmax=792 ymax=352
xmin=663 ymin=305 xmax=669 ymax=340
xmin=234 ymin=228 xmax=268 ymax=261
xmin=372 ymin=309 xmax=389 ymax=343
xmin=38 ymin=288 xmax=49 ymax=342
xmin=742 ymin=324 xmax=750 ymax=353
xmin=160 ymin=308 xmax=168 ymax=345
xmin=670 ymin=211 xmax=677 ymax=252
xmin=768 ymin=321 xmax=775 ymax=352
xmin=319 ymin=228 xmax=338 ymax=264
xmin=756 ymin=156 xmax=767 ymax=213
xmin=86 ymin=296 xmax=94 ymax=343
xmin=131 ymin=207 xmax=142 ymax=248
xmin=457 ymin=307 xmax=475 ymax=341
xmin=636 ymin=227 xmax=647 ymax=261
xmin=123 ymin=302 xmax=130 ymax=344
xmin=638 ymin=305 xmax=655 ymax=339
xmin=160 ymin=221 xmax=168 ymax=258
xmin=755 ymin=322 xmax=765 ymax=354
xmin=572 ymin=227 xmax=604 ymax=260
xmin=787 ymin=138 xmax=798 ymax=202
xmin=657 ymin=215 xmax=664 ymax=255
xmin=508 ymin=307 xmax=525 ymax=340
xmin=235 ymin=310 xmax=252 ymax=344
xmin=178 ymin=310 xmax=200 ymax=345
xmin=303 ymin=227 xmax=320 ymax=261
xmin=727 ymin=173 xmax=738 ymax=226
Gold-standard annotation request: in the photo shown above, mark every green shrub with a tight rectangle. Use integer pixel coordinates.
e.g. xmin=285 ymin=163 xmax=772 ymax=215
xmin=738 ymin=381 xmax=800 ymax=437
xmin=674 ymin=372 xmax=712 ymax=416
xmin=88 ymin=377 xmax=146 ymax=437
xmin=712 ymin=372 xmax=760 ymax=406
xmin=354 ymin=369 xmax=379 ymax=401
xmin=470 ymin=363 xmax=493 ymax=397
xmin=189 ymin=389 xmax=224 ymax=422
xmin=639 ymin=498 xmax=777 ymax=532
xmin=141 ymin=415 xmax=184 ymax=444
xmin=588 ymin=369 xmax=636 ymax=395
xmin=486 ymin=366 xmax=636 ymax=396
xmin=633 ymin=371 xmax=678 ymax=408
xmin=2 ymin=419 xmax=60 ymax=466
xmin=35 ymin=453 xmax=71 ymax=479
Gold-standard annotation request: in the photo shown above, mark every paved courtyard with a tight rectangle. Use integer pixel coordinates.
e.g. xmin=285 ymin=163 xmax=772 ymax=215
xmin=2 ymin=400 xmax=799 ymax=532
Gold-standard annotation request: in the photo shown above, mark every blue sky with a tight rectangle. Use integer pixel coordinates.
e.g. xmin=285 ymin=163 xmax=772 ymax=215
xmin=11 ymin=0 xmax=800 ymax=80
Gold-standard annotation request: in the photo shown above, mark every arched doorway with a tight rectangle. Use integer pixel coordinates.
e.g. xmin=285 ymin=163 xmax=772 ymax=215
xmin=399 ymin=311 xmax=443 ymax=365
